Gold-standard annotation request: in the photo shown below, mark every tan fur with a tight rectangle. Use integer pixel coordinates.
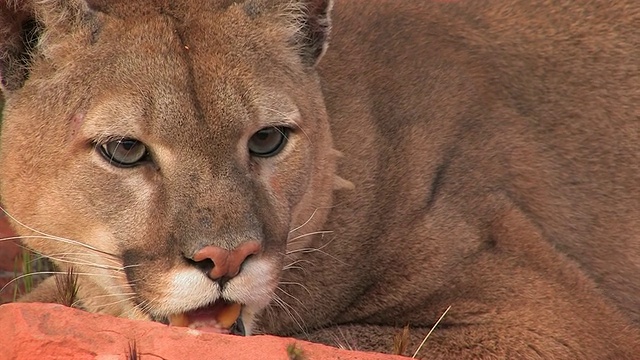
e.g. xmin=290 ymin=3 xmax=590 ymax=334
xmin=1 ymin=0 xmax=639 ymax=358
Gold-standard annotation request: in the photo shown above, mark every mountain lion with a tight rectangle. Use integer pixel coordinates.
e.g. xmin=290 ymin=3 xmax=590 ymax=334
xmin=1 ymin=0 xmax=639 ymax=358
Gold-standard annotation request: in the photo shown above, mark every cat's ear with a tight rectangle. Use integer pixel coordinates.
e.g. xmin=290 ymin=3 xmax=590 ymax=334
xmin=0 ymin=0 xmax=99 ymax=93
xmin=245 ymin=0 xmax=333 ymax=67
xmin=292 ymin=0 xmax=333 ymax=66
xmin=0 ymin=1 xmax=36 ymax=92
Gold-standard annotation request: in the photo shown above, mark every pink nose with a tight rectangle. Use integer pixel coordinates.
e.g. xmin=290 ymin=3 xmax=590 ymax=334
xmin=192 ymin=241 xmax=261 ymax=280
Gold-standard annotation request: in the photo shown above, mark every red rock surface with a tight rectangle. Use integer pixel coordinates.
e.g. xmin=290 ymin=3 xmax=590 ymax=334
xmin=0 ymin=303 xmax=408 ymax=360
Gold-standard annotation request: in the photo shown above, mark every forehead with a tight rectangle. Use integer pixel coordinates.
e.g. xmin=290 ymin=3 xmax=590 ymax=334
xmin=84 ymin=2 xmax=285 ymax=145
xmin=93 ymin=0 xmax=285 ymax=76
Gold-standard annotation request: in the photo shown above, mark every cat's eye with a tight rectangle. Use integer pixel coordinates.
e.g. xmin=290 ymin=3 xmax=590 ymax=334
xmin=100 ymin=138 xmax=148 ymax=167
xmin=248 ymin=126 xmax=289 ymax=157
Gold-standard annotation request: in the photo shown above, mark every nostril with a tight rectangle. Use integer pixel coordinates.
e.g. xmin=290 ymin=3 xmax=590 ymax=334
xmin=186 ymin=256 xmax=215 ymax=275
xmin=191 ymin=245 xmax=231 ymax=280
xmin=230 ymin=253 xmax=255 ymax=278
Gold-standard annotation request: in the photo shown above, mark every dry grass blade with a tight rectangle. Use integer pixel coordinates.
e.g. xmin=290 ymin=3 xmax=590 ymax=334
xmin=11 ymin=248 xmax=54 ymax=301
xmin=54 ymin=267 xmax=79 ymax=307
xmin=286 ymin=342 xmax=307 ymax=360
xmin=412 ymin=305 xmax=452 ymax=358
xmin=392 ymin=324 xmax=411 ymax=355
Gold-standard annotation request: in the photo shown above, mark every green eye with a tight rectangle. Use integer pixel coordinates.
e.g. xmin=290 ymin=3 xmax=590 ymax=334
xmin=100 ymin=138 xmax=148 ymax=167
xmin=248 ymin=126 xmax=289 ymax=157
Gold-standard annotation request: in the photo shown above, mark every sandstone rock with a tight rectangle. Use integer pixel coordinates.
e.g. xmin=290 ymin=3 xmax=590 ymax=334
xmin=0 ymin=303 xmax=409 ymax=360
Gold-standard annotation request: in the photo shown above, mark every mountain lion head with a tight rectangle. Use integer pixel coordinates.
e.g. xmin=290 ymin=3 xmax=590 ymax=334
xmin=0 ymin=0 xmax=341 ymax=335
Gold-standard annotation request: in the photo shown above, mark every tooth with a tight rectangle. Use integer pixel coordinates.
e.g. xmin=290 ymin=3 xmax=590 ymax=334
xmin=169 ymin=313 xmax=189 ymax=327
xmin=216 ymin=303 xmax=242 ymax=328
xmin=230 ymin=316 xmax=246 ymax=336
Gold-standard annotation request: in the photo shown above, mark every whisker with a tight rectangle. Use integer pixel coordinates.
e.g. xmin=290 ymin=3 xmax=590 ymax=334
xmin=278 ymin=281 xmax=312 ymax=296
xmin=39 ymin=250 xmax=123 ymax=266
xmin=282 ymin=259 xmax=315 ymax=272
xmin=289 ymin=208 xmax=319 ymax=234
xmin=283 ymin=259 xmax=314 ymax=269
xmin=282 ymin=264 xmax=303 ymax=271
xmin=133 ymin=299 xmax=150 ymax=317
xmin=135 ymin=295 xmax=160 ymax=317
xmin=288 ymin=233 xmax=336 ymax=251
xmin=137 ymin=299 xmax=151 ymax=314
xmin=0 ymin=209 xmax=117 ymax=257
xmin=272 ymin=294 xmax=308 ymax=336
xmin=0 ymin=271 xmax=122 ymax=294
xmin=287 ymin=230 xmax=333 ymax=244
xmin=285 ymin=234 xmax=344 ymax=264
xmin=28 ymin=253 xmax=125 ymax=272
xmin=23 ymin=247 xmax=126 ymax=272
xmin=71 ymin=292 xmax=137 ymax=308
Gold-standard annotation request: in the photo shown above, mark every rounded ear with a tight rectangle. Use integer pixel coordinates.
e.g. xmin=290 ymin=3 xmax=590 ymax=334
xmin=0 ymin=1 xmax=36 ymax=92
xmin=246 ymin=0 xmax=333 ymax=67
xmin=296 ymin=0 xmax=333 ymax=66
xmin=0 ymin=0 xmax=97 ymax=94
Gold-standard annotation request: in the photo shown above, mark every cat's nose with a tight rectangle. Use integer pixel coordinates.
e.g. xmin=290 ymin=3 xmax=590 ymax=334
xmin=191 ymin=241 xmax=261 ymax=281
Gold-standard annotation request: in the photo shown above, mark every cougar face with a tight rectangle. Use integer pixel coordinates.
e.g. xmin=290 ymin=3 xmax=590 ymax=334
xmin=0 ymin=0 xmax=336 ymax=334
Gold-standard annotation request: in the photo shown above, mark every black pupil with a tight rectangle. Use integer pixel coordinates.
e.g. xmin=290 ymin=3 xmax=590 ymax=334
xmin=256 ymin=131 xmax=270 ymax=141
xmin=120 ymin=140 xmax=137 ymax=150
